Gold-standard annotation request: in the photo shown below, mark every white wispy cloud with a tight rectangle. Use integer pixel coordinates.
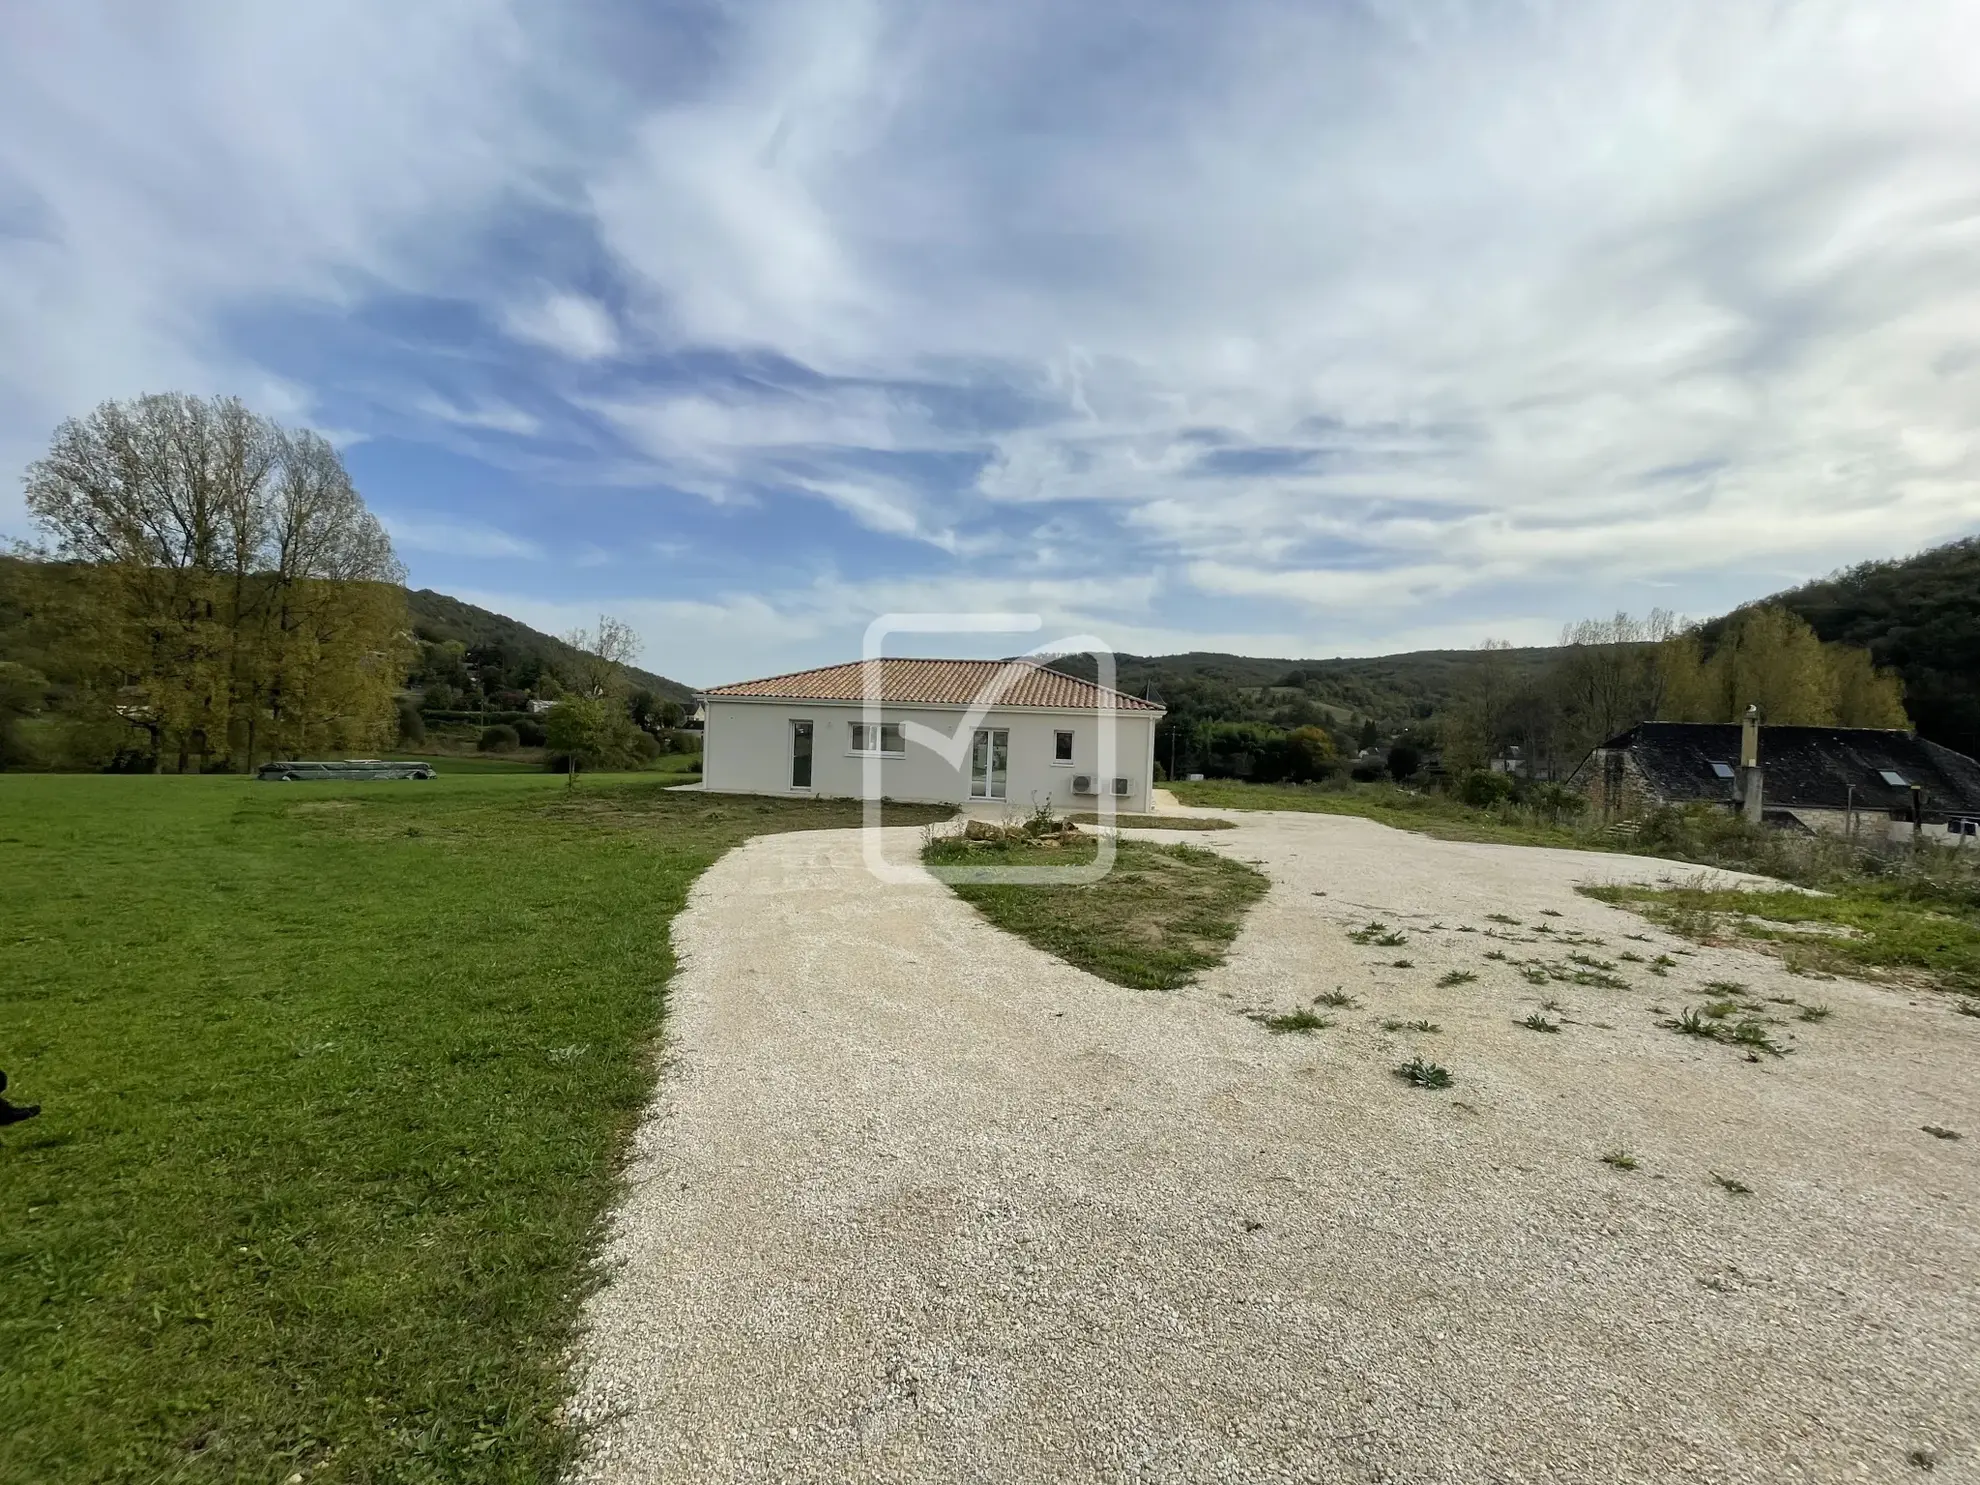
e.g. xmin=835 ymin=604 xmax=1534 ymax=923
xmin=502 ymin=289 xmax=621 ymax=361
xmin=383 ymin=515 xmax=543 ymax=561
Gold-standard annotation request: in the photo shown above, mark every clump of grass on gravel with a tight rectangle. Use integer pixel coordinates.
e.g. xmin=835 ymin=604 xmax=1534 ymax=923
xmin=924 ymin=836 xmax=1269 ymax=991
xmin=1382 ymin=1018 xmax=1441 ymax=1033
xmin=0 ymin=773 xmax=956 ymax=1485
xmin=1713 ymin=1173 xmax=1754 ymax=1195
xmin=1601 ymin=1150 xmax=1640 ymax=1171
xmin=1518 ymin=1012 xmax=1562 ymax=1033
xmin=1664 ymin=1006 xmax=1787 ymax=1056
xmin=1436 ymin=969 xmax=1479 ymax=987
xmin=1314 ymin=988 xmax=1361 ymax=1008
xmin=1484 ymin=949 xmax=1509 ymax=961
xmin=1954 ymin=1001 xmax=1980 ymax=1019
xmin=1394 ymin=1057 xmax=1455 ymax=1089
xmin=1254 ymin=1008 xmax=1334 ymax=1035
xmin=1348 ymin=921 xmax=1408 ymax=947
xmin=1486 ymin=913 xmax=1521 ymax=924
xmin=1391 ymin=958 xmax=1415 ymax=968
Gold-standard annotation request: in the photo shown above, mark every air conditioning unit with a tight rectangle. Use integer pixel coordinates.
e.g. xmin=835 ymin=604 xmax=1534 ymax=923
xmin=1111 ymin=777 xmax=1130 ymax=796
xmin=1071 ymin=774 xmax=1097 ymax=796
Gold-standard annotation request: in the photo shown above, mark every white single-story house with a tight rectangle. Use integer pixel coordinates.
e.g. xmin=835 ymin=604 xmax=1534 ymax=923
xmin=699 ymin=658 xmax=1166 ymax=813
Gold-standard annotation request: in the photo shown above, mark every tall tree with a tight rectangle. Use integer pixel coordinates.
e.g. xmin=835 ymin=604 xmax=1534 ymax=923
xmin=1656 ymin=605 xmax=1907 ymax=727
xmin=22 ymin=394 xmax=408 ymax=771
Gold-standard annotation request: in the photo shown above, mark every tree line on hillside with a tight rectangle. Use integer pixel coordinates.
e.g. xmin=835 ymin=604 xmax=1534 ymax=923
xmin=1142 ymin=603 xmax=1909 ymax=787
xmin=11 ymin=395 xmax=406 ymax=772
xmin=2 ymin=394 xmax=683 ymax=776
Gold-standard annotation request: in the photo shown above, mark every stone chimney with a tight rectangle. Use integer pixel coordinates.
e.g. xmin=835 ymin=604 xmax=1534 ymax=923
xmin=1739 ymin=703 xmax=1764 ymax=823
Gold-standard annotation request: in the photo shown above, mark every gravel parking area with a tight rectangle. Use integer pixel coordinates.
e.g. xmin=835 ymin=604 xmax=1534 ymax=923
xmin=570 ymin=811 xmax=1980 ymax=1483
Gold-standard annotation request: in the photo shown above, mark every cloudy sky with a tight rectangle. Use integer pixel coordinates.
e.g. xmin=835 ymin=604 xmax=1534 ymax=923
xmin=3 ymin=1 xmax=1977 ymax=686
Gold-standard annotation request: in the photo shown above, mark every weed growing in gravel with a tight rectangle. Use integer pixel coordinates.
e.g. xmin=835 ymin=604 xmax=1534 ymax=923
xmin=1702 ymin=979 xmax=1750 ymax=997
xmin=1521 ymin=965 xmax=1551 ymax=985
xmin=1314 ymin=988 xmax=1361 ymax=1008
xmin=1436 ymin=969 xmax=1479 ymax=987
xmin=1701 ymin=998 xmax=1742 ymax=1020
xmin=1712 ymin=1173 xmax=1753 ymax=1195
xmin=1484 ymin=950 xmax=1509 ymax=962
xmin=1955 ymin=1001 xmax=1980 ymax=1019
xmin=1923 ymin=1125 xmax=1962 ymax=1141
xmin=1519 ymin=1012 xmax=1562 ymax=1033
xmin=1486 ymin=913 xmax=1520 ymax=924
xmin=1349 ymin=921 xmax=1409 ymax=947
xmin=1567 ymin=967 xmax=1629 ymax=989
xmin=1619 ymin=951 xmax=1645 ymax=963
xmin=1601 ymin=1150 xmax=1639 ymax=1170
xmin=1395 ymin=1057 xmax=1454 ymax=1089
xmin=1541 ymin=909 xmax=1564 ymax=917
xmin=1670 ymin=1008 xmax=1716 ymax=1038
xmin=1382 ymin=1017 xmax=1442 ymax=1033
xmin=1569 ymin=953 xmax=1615 ymax=971
xmin=1391 ymin=959 xmax=1415 ymax=968
xmin=1532 ymin=923 xmax=1555 ymax=934
xmin=1797 ymin=1003 xmax=1833 ymax=1022
xmin=1540 ymin=997 xmax=1566 ymax=1012
xmin=1255 ymin=1008 xmax=1334 ymax=1035
xmin=1726 ymin=1019 xmax=1786 ymax=1055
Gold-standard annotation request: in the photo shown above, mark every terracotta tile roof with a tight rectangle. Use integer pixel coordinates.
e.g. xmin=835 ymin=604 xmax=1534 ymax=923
xmin=702 ymin=658 xmax=1164 ymax=712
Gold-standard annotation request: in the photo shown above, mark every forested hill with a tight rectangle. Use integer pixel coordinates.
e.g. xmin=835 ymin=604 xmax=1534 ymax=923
xmin=1047 ymin=647 xmax=1563 ymax=732
xmin=0 ymin=557 xmax=696 ymax=704
xmin=1742 ymin=535 xmax=1980 ymax=760
xmin=405 ymin=589 xmax=694 ymax=703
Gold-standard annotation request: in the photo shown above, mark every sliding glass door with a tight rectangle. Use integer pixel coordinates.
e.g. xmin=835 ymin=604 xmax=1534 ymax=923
xmin=969 ymin=728 xmax=1008 ymax=799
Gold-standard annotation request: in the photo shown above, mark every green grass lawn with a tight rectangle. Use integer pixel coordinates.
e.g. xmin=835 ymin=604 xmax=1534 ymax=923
xmin=1580 ymin=878 xmax=1980 ymax=995
xmin=922 ymin=835 xmax=1269 ymax=989
xmin=1167 ymin=778 xmax=1592 ymax=848
xmin=0 ymin=773 xmax=943 ymax=1484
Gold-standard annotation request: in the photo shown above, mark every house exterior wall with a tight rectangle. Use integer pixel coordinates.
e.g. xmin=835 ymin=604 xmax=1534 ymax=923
xmin=702 ymin=697 xmax=1160 ymax=813
xmin=1572 ymin=747 xmax=1659 ymax=818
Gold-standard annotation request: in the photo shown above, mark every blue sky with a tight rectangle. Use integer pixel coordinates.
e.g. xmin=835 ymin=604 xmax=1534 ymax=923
xmin=3 ymin=1 xmax=1978 ymax=687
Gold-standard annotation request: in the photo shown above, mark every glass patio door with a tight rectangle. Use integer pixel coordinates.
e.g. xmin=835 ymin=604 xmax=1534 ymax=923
xmin=969 ymin=728 xmax=1008 ymax=799
xmin=790 ymin=720 xmax=813 ymax=789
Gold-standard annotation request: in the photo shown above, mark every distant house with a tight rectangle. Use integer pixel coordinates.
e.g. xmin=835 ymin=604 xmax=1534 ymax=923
xmin=1569 ymin=716 xmax=1980 ymax=844
xmin=526 ymin=698 xmax=557 ymax=715
xmin=699 ymin=658 xmax=1165 ymax=812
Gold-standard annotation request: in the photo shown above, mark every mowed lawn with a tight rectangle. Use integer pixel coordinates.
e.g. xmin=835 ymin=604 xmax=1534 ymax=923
xmin=0 ymin=773 xmax=944 ymax=1484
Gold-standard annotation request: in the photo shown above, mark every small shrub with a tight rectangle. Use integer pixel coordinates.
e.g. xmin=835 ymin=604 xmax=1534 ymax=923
xmin=1436 ymin=969 xmax=1478 ymax=987
xmin=1314 ymin=989 xmax=1360 ymax=1008
xmin=1702 ymin=979 xmax=1749 ymax=997
xmin=1520 ymin=965 xmax=1550 ymax=985
xmin=1797 ymin=1003 xmax=1833 ymax=1022
xmin=1701 ymin=999 xmax=1741 ymax=1020
xmin=513 ymin=718 xmax=547 ymax=747
xmin=1519 ymin=1012 xmax=1561 ymax=1033
xmin=1568 ymin=953 xmax=1615 ymax=971
xmin=1395 ymin=1057 xmax=1454 ymax=1089
xmin=1456 ymin=770 xmax=1516 ymax=808
xmin=1484 ymin=950 xmax=1509 ymax=962
xmin=1391 ymin=958 xmax=1415 ymax=969
xmin=1382 ymin=1018 xmax=1441 ymax=1033
xmin=477 ymin=724 xmax=520 ymax=753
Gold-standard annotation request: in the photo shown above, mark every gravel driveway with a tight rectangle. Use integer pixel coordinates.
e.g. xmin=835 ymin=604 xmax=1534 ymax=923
xmin=570 ymin=811 xmax=1980 ymax=1484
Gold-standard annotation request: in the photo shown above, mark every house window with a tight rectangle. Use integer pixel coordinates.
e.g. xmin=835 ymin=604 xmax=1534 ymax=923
xmin=1709 ymin=761 xmax=1735 ymax=780
xmin=1878 ymin=769 xmax=1909 ymax=787
xmin=850 ymin=722 xmax=905 ymax=756
xmin=1054 ymin=729 xmax=1074 ymax=764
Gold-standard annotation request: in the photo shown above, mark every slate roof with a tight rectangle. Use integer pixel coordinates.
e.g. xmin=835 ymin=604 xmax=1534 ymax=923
xmin=1592 ymin=722 xmax=1980 ymax=817
xmin=702 ymin=658 xmax=1166 ymax=713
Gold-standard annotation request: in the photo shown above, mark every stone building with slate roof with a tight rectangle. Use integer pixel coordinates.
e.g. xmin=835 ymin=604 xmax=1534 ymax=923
xmin=1569 ymin=718 xmax=1980 ymax=846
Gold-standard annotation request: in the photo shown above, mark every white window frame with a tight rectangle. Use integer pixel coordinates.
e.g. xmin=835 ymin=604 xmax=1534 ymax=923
xmin=1052 ymin=729 xmax=1075 ymax=765
xmin=849 ymin=721 xmax=906 ymax=757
